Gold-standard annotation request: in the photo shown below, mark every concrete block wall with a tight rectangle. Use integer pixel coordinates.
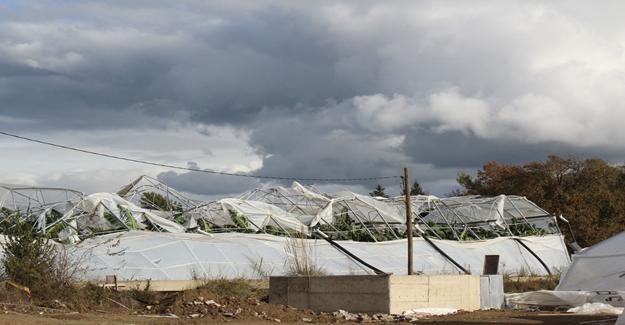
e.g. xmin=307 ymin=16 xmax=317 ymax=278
xmin=269 ymin=275 xmax=390 ymax=313
xmin=269 ymin=274 xmax=485 ymax=314
xmin=389 ymin=275 xmax=481 ymax=313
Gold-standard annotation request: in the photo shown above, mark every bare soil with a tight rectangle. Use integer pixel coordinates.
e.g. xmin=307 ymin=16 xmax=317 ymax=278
xmin=0 ymin=279 xmax=618 ymax=325
xmin=0 ymin=309 xmax=617 ymax=325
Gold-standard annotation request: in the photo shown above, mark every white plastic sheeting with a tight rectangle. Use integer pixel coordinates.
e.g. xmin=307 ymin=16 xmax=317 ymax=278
xmin=557 ymin=231 xmax=625 ymax=291
xmin=567 ymin=303 xmax=623 ymax=315
xmin=507 ymin=290 xmax=598 ymax=307
xmin=218 ymin=199 xmax=309 ymax=233
xmin=70 ymin=231 xmax=570 ymax=281
xmin=40 ymin=193 xmax=185 ymax=242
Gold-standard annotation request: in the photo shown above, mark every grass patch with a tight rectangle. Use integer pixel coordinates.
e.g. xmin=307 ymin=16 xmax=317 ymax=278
xmin=195 ymin=278 xmax=264 ymax=299
xmin=503 ymin=275 xmax=560 ymax=293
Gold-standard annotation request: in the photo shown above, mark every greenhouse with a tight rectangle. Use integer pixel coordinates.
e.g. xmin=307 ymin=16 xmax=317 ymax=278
xmin=0 ymin=183 xmax=83 ymax=218
xmin=0 ymin=177 xmax=571 ymax=279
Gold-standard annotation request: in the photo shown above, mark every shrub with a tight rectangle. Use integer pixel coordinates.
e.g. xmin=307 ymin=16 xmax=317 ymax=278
xmin=1 ymin=214 xmax=56 ymax=291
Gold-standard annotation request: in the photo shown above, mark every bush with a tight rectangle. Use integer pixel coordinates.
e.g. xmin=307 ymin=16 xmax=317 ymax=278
xmin=1 ymin=214 xmax=56 ymax=291
xmin=1 ymin=213 xmax=89 ymax=299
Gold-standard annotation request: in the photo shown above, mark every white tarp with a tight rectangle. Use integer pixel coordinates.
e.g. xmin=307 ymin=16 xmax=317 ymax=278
xmin=557 ymin=230 xmax=625 ymax=291
xmin=66 ymin=231 xmax=570 ymax=281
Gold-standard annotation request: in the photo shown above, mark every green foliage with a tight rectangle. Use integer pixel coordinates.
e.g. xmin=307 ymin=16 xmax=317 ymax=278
xmin=369 ymin=184 xmax=388 ymax=198
xmin=199 ymin=219 xmax=212 ymax=232
xmin=456 ymin=171 xmax=481 ymax=195
xmin=403 ymin=180 xmax=426 ymax=195
xmin=139 ymin=192 xmax=182 ymax=211
xmin=228 ymin=210 xmax=255 ymax=233
xmin=1 ymin=214 xmax=56 ymax=290
xmin=119 ymin=206 xmax=139 ymax=230
xmin=103 ymin=210 xmax=127 ymax=230
xmin=317 ymin=212 xmax=403 ymax=242
xmin=0 ymin=207 xmax=15 ymax=218
xmin=262 ymin=225 xmax=287 ymax=236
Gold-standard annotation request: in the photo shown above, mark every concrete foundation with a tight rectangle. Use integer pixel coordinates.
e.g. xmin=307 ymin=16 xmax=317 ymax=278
xmin=269 ymin=274 xmax=498 ymax=314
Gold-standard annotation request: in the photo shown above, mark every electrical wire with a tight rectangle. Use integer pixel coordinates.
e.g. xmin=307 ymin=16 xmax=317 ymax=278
xmin=0 ymin=130 xmax=401 ymax=182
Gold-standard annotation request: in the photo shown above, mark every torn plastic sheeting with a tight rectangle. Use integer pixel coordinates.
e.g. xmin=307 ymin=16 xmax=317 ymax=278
xmin=567 ymin=302 xmax=623 ymax=315
xmin=506 ymin=290 xmax=595 ymax=307
xmin=58 ymin=193 xmax=186 ymax=236
xmin=219 ymin=198 xmax=309 ymax=233
xmin=506 ymin=290 xmax=625 ymax=308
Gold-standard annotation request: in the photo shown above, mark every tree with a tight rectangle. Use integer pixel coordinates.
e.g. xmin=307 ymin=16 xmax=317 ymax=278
xmin=369 ymin=184 xmax=388 ymax=198
xmin=402 ymin=180 xmax=426 ymax=195
xmin=410 ymin=180 xmax=425 ymax=195
xmin=455 ymin=156 xmax=625 ymax=247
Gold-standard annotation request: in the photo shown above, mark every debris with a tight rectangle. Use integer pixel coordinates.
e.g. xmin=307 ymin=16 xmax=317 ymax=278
xmin=205 ymin=299 xmax=221 ymax=307
xmin=4 ymin=281 xmax=31 ymax=298
xmin=138 ymin=313 xmax=179 ymax=319
xmin=106 ymin=297 xmax=130 ymax=310
xmin=302 ymin=317 xmax=313 ymax=322
xmin=52 ymin=299 xmax=67 ymax=309
xmin=189 ymin=313 xmax=201 ymax=318
xmin=567 ymin=303 xmax=624 ymax=315
xmin=333 ymin=309 xmax=357 ymax=321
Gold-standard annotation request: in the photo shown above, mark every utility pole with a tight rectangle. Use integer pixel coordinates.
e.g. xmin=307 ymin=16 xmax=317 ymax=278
xmin=404 ymin=167 xmax=414 ymax=275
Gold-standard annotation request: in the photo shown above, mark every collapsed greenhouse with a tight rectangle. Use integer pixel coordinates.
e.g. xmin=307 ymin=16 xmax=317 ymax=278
xmin=0 ymin=176 xmax=571 ymax=280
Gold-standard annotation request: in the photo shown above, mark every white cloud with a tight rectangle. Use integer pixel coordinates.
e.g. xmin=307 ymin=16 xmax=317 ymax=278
xmin=3 ymin=1 xmax=625 ymax=196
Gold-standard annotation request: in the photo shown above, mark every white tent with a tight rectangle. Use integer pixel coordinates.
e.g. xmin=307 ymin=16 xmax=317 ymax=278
xmin=557 ymin=231 xmax=625 ymax=291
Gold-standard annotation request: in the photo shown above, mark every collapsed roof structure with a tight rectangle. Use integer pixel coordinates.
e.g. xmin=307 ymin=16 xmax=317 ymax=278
xmin=557 ymin=230 xmax=625 ymax=291
xmin=0 ymin=183 xmax=83 ymax=217
xmin=0 ymin=176 xmax=571 ymax=280
xmin=507 ymin=230 xmax=625 ymax=310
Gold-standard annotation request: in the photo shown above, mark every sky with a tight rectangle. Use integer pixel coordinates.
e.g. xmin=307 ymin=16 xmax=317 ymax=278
xmin=1 ymin=0 xmax=625 ymax=198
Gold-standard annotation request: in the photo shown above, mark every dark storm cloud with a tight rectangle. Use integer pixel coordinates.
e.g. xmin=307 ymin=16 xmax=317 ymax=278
xmin=3 ymin=1 xmax=625 ymax=196
xmin=402 ymin=130 xmax=625 ymax=169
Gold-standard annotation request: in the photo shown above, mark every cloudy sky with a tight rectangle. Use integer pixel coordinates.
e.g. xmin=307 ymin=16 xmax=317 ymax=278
xmin=1 ymin=0 xmax=625 ymax=198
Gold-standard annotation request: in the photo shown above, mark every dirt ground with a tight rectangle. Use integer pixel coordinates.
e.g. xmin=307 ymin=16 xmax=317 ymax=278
xmin=0 ymin=279 xmax=618 ymax=325
xmin=0 ymin=309 xmax=618 ymax=325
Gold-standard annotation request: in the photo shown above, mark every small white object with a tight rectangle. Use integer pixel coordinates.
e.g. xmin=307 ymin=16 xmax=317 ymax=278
xmin=567 ymin=302 xmax=623 ymax=315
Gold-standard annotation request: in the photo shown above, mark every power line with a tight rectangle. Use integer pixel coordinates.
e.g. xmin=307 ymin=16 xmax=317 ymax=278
xmin=0 ymin=130 xmax=401 ymax=182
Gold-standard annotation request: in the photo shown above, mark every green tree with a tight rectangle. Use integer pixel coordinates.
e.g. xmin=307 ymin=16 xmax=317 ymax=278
xmin=407 ymin=180 xmax=426 ymax=195
xmin=1 ymin=214 xmax=55 ymax=289
xmin=369 ymin=184 xmax=388 ymax=198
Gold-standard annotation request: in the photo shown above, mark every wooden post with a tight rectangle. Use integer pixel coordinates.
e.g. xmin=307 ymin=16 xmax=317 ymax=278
xmin=404 ymin=167 xmax=414 ymax=275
